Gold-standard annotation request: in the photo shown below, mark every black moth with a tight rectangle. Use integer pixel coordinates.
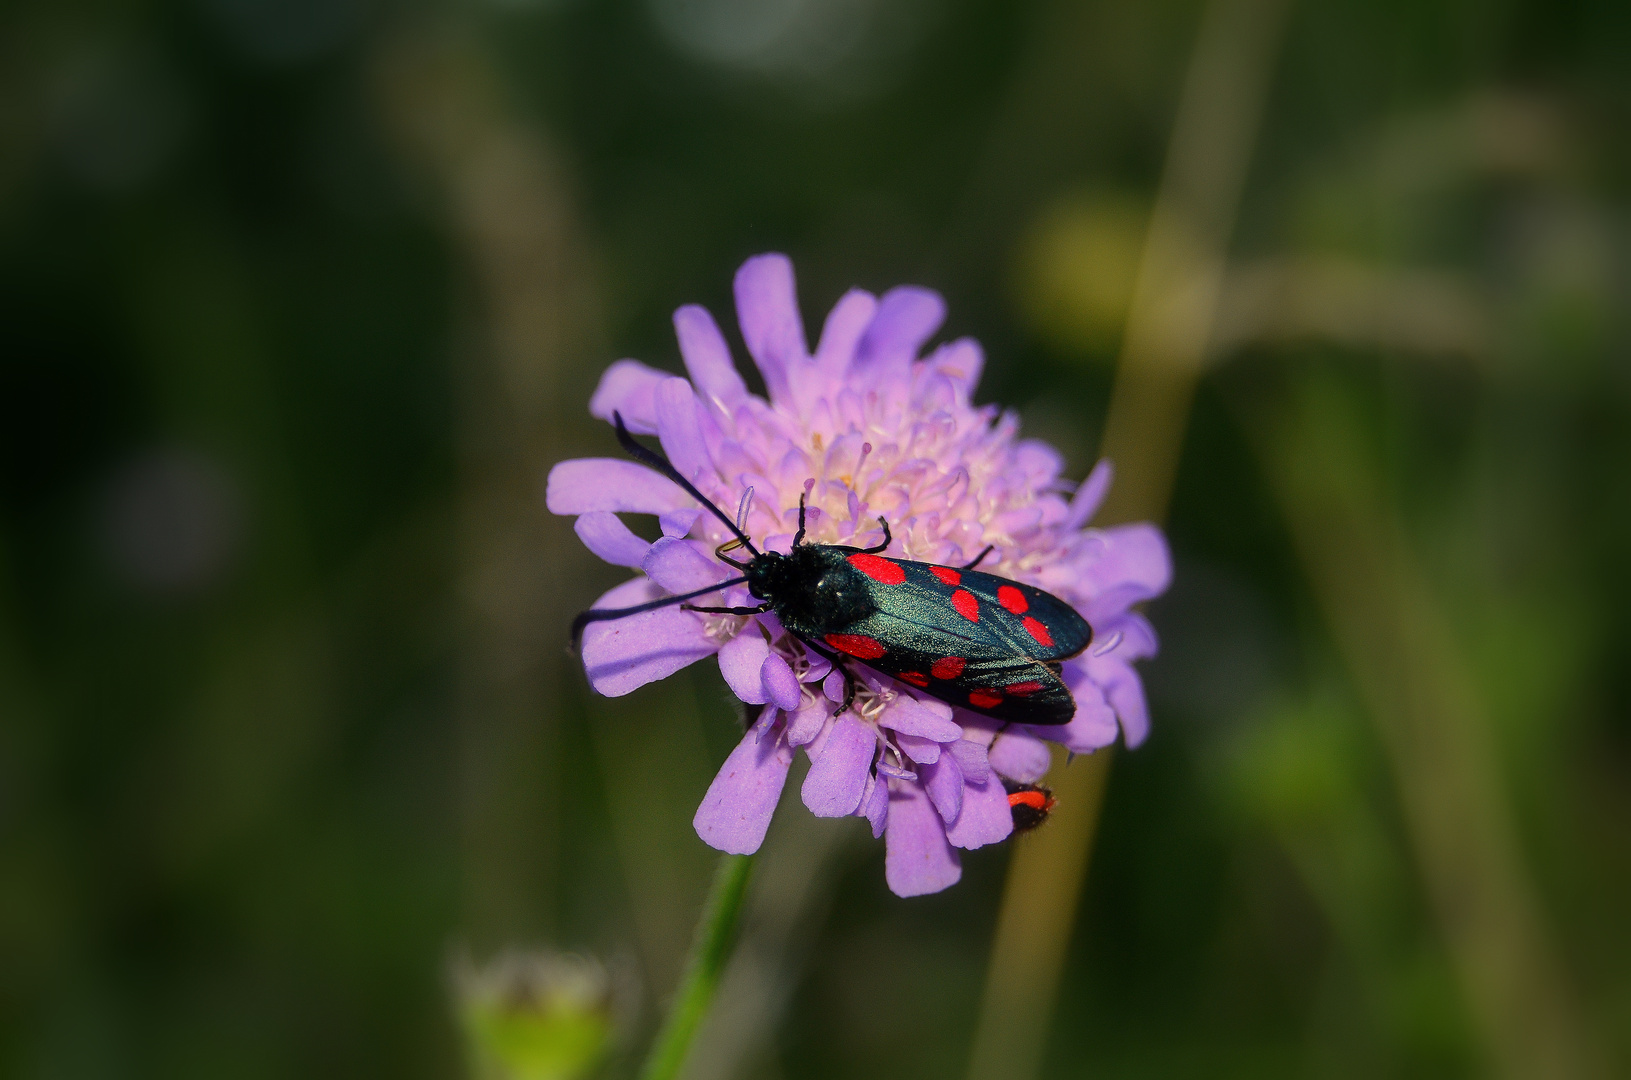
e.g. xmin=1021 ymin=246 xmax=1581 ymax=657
xmin=571 ymin=413 xmax=1094 ymax=726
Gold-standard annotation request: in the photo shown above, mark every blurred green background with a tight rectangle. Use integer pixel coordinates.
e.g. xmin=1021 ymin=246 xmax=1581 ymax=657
xmin=2 ymin=0 xmax=1628 ymax=1077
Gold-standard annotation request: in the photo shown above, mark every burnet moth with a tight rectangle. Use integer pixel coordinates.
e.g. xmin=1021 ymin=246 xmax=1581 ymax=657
xmin=1004 ymin=780 xmax=1058 ymax=832
xmin=571 ymin=413 xmax=1094 ymax=725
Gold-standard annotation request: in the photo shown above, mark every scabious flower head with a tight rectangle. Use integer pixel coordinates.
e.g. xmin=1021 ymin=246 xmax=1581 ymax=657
xmin=546 ymin=254 xmax=1170 ymax=897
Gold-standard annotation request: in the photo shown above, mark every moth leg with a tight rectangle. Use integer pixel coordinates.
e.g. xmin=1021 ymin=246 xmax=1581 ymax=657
xmin=859 ymin=516 xmax=893 ymax=555
xmin=681 ymin=603 xmax=770 ymax=616
xmin=792 ymin=493 xmax=808 ymax=548
xmin=963 ymin=544 xmax=995 ymax=570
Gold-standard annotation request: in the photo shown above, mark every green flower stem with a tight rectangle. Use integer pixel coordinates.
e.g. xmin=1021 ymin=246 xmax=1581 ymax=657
xmin=638 ymin=852 xmax=756 ymax=1080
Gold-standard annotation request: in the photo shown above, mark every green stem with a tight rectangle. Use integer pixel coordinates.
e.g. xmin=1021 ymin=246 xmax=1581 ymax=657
xmin=638 ymin=852 xmax=755 ymax=1080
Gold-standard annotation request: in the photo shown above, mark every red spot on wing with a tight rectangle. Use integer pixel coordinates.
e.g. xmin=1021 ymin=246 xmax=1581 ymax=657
xmin=1008 ymin=790 xmax=1050 ymax=812
xmin=968 ymin=688 xmax=1003 ymax=709
xmin=930 ymin=656 xmax=966 ymax=680
xmin=929 ymin=566 xmax=961 ymax=586
xmin=1005 ymin=681 xmax=1044 ymax=697
xmin=848 ymin=552 xmax=905 ymax=584
xmin=951 ymin=589 xmax=979 ymax=621
xmin=897 ymin=671 xmax=929 ymax=688
xmin=825 ymin=633 xmax=887 ymax=660
xmin=1022 ymin=616 xmax=1054 ymax=647
xmin=997 ymin=584 xmax=1029 ymax=614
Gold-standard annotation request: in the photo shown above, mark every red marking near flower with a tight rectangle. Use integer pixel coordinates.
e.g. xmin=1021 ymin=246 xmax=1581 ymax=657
xmin=847 ymin=552 xmax=905 ymax=584
xmin=951 ymin=589 xmax=979 ymax=621
xmin=825 ymin=633 xmax=888 ymax=659
xmin=930 ymin=656 xmax=966 ymax=680
xmin=1009 ymin=789 xmax=1051 ymax=812
xmin=929 ymin=566 xmax=961 ymax=586
xmin=1005 ymin=681 xmax=1044 ymax=697
xmin=897 ymin=671 xmax=929 ymax=688
xmin=997 ymin=584 xmax=1028 ymax=614
xmin=968 ymin=688 xmax=1004 ymax=709
xmin=1022 ymin=616 xmax=1054 ymax=647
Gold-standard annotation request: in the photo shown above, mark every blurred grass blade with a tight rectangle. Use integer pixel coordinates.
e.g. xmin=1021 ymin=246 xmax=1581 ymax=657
xmin=967 ymin=0 xmax=1291 ymax=1077
xmin=1240 ymin=368 xmax=1602 ymax=1080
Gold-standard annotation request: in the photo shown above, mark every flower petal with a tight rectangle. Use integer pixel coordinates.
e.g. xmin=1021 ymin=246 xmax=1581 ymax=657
xmin=655 ymin=378 xmax=711 ymax=485
xmin=923 ymin=754 xmax=964 ymax=825
xmin=896 ymin=732 xmax=941 ymax=764
xmin=801 ymin=715 xmax=874 ymax=817
xmin=693 ymin=714 xmax=792 ymax=855
xmin=860 ymin=773 xmax=889 ymax=839
xmin=588 ymin=359 xmax=666 ymax=434
xmin=855 ymin=285 xmax=945 ymax=384
xmin=945 ymin=775 xmax=1013 ymax=850
xmin=814 ymin=289 xmax=876 ymax=369
xmin=922 ymin=337 xmax=983 ymax=397
xmin=718 ymin=630 xmax=771 ymax=704
xmin=784 ymin=699 xmax=830 ymax=748
xmin=1067 ymin=459 xmax=1115 ymax=529
xmin=989 ymin=729 xmax=1051 ymax=783
xmin=580 ymin=577 xmax=721 ymax=697
xmin=642 ymin=536 xmax=729 ymax=594
xmin=1080 ymin=523 xmax=1172 ymax=623
xmin=1090 ymin=652 xmax=1152 ymax=748
xmin=659 ymin=507 xmax=702 ymax=538
xmin=823 ymin=669 xmax=845 ymax=704
xmin=948 ymin=738 xmax=990 ymax=784
xmin=573 ymin=511 xmax=652 ymax=568
xmin=884 ymin=780 xmax=962 ymax=897
xmin=674 ymin=304 xmax=749 ymax=413
xmin=1044 ymin=660 xmax=1119 ymax=753
xmin=879 ymin=694 xmax=962 ymax=743
xmin=734 ymin=254 xmax=807 ymax=405
xmin=547 ymin=459 xmax=690 ymax=515
xmin=761 ymin=653 xmax=802 ymax=711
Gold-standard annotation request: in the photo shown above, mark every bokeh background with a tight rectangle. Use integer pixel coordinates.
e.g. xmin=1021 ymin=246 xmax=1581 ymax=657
xmin=2 ymin=0 xmax=1629 ymax=1077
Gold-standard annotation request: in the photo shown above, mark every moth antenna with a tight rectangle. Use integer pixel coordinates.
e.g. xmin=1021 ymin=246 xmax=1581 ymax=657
xmin=570 ymin=575 xmax=749 ymax=651
xmin=611 ymin=412 xmax=760 ymax=556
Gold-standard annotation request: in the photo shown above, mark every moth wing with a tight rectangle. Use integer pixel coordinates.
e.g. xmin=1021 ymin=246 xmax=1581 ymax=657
xmin=897 ymin=562 xmax=1091 ymax=662
xmin=835 ymin=602 xmax=1076 ymax=725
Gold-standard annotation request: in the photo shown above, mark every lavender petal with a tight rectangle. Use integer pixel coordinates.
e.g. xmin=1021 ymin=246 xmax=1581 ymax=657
xmin=879 ymin=694 xmax=961 ymax=742
xmin=761 ymin=652 xmax=802 ymax=711
xmin=581 ymin=577 xmax=721 ymax=697
xmin=573 ymin=511 xmax=652 ymax=568
xmin=587 ymin=358 xmax=666 ymax=434
xmin=945 ymin=775 xmax=1013 ymax=850
xmin=654 ymin=378 xmax=711 ymax=485
xmin=884 ymin=781 xmax=962 ymax=897
xmin=855 ymin=285 xmax=945 ymax=383
xmin=896 ymin=732 xmax=942 ymax=764
xmin=1080 ymin=523 xmax=1173 ymax=623
xmin=673 ymin=304 xmax=749 ymax=412
xmin=801 ymin=715 xmax=874 ymax=817
xmin=923 ymin=755 xmax=964 ymax=825
xmin=989 ymin=729 xmax=1051 ymax=783
xmin=784 ymin=699 xmax=830 ymax=748
xmin=642 ymin=536 xmax=729 ymax=595
xmin=693 ymin=717 xmax=793 ymax=855
xmin=734 ymin=254 xmax=806 ymax=405
xmin=546 ymin=459 xmax=690 ymax=515
xmin=860 ymin=773 xmax=889 ymax=838
xmin=1067 ymin=459 xmax=1115 ymax=529
xmin=718 ymin=630 xmax=771 ymax=705
xmin=947 ymin=738 xmax=991 ymax=784
xmin=659 ymin=507 xmax=702 ymax=538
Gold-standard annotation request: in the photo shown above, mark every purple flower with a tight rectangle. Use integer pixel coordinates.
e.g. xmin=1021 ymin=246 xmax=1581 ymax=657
xmin=547 ymin=254 xmax=1171 ymax=897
